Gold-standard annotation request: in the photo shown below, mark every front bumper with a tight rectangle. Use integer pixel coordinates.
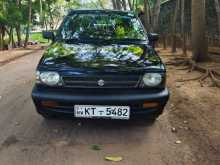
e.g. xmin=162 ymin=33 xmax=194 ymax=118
xmin=32 ymin=86 xmax=169 ymax=119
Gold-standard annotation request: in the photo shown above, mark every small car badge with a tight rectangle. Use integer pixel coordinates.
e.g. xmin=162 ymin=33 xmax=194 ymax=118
xmin=98 ymin=79 xmax=105 ymax=86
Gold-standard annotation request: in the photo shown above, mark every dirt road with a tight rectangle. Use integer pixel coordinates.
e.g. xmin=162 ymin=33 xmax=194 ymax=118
xmin=0 ymin=49 xmax=219 ymax=165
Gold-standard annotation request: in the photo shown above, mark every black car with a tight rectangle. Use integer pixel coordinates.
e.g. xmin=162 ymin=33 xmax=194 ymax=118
xmin=32 ymin=10 xmax=169 ymax=121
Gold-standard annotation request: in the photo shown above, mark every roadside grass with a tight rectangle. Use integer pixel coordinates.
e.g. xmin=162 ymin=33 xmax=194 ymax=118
xmin=2 ymin=32 xmax=49 ymax=46
xmin=29 ymin=32 xmax=49 ymax=43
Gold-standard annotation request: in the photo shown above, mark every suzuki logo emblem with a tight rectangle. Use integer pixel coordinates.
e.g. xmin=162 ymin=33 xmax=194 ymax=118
xmin=98 ymin=79 xmax=105 ymax=86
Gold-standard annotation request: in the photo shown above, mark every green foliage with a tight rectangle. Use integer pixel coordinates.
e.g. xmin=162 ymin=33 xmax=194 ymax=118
xmin=128 ymin=46 xmax=144 ymax=56
xmin=132 ymin=0 xmax=169 ymax=12
xmin=0 ymin=12 xmax=6 ymax=24
xmin=115 ymin=26 xmax=126 ymax=38
xmin=30 ymin=32 xmax=48 ymax=43
xmin=0 ymin=0 xmax=28 ymax=26
xmin=6 ymin=6 xmax=24 ymax=26
xmin=44 ymin=43 xmax=72 ymax=58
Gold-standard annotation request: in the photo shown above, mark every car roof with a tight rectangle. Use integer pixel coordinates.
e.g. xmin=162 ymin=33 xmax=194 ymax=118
xmin=68 ymin=9 xmax=136 ymax=17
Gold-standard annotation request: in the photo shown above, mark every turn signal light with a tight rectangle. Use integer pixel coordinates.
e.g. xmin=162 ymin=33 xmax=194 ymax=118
xmin=143 ymin=102 xmax=159 ymax=108
xmin=41 ymin=101 xmax=59 ymax=108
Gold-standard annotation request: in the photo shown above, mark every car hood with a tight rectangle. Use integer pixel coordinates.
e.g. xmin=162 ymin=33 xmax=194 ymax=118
xmin=41 ymin=42 xmax=162 ymax=71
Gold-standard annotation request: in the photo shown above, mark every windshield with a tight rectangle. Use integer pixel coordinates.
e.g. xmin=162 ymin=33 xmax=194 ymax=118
xmin=58 ymin=13 xmax=146 ymax=41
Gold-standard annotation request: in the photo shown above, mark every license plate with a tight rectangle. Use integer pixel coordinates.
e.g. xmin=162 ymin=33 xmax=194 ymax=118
xmin=74 ymin=105 xmax=130 ymax=120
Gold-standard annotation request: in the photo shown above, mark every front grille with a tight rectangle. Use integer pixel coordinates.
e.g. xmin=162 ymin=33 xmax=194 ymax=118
xmin=62 ymin=75 xmax=141 ymax=88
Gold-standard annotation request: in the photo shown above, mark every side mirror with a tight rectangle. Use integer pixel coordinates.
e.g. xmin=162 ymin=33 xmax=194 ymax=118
xmin=42 ymin=31 xmax=55 ymax=40
xmin=148 ymin=33 xmax=159 ymax=42
xmin=138 ymin=11 xmax=144 ymax=17
xmin=148 ymin=33 xmax=159 ymax=48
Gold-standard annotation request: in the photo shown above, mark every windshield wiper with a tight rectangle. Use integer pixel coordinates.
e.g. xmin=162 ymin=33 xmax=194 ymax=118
xmin=117 ymin=38 xmax=145 ymax=42
xmin=103 ymin=38 xmax=146 ymax=44
xmin=63 ymin=38 xmax=80 ymax=43
xmin=63 ymin=37 xmax=103 ymax=43
xmin=62 ymin=37 xmax=146 ymax=44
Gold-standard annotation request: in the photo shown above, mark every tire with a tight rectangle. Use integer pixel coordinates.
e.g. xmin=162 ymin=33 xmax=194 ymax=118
xmin=39 ymin=112 xmax=58 ymax=119
xmin=143 ymin=115 xmax=159 ymax=124
xmin=147 ymin=117 xmax=157 ymax=123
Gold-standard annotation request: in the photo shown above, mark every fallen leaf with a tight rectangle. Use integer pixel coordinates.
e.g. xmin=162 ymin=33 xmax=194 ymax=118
xmin=105 ymin=156 xmax=123 ymax=162
xmin=53 ymin=140 xmax=68 ymax=147
xmin=178 ymin=126 xmax=184 ymax=129
xmin=171 ymin=127 xmax=177 ymax=133
xmin=175 ymin=140 xmax=182 ymax=144
xmin=91 ymin=144 xmax=101 ymax=151
xmin=15 ymin=122 xmax=20 ymax=126
xmin=21 ymin=148 xmax=28 ymax=152
xmin=175 ymin=83 xmax=182 ymax=88
xmin=183 ymin=120 xmax=188 ymax=124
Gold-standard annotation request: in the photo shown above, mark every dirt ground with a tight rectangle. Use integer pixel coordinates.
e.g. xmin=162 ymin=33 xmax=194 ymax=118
xmin=0 ymin=45 xmax=43 ymax=66
xmin=161 ymin=48 xmax=220 ymax=165
xmin=0 ymin=48 xmax=219 ymax=165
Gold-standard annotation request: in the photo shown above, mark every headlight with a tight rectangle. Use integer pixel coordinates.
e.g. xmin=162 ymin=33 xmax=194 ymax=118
xmin=39 ymin=71 xmax=60 ymax=86
xmin=142 ymin=73 xmax=162 ymax=87
xmin=36 ymin=71 xmax=40 ymax=83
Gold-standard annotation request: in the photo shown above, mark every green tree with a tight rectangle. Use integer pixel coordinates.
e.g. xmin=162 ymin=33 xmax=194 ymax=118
xmin=0 ymin=0 xmax=25 ymax=49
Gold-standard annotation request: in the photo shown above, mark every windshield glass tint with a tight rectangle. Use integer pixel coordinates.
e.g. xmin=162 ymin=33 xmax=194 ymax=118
xmin=59 ymin=13 xmax=146 ymax=40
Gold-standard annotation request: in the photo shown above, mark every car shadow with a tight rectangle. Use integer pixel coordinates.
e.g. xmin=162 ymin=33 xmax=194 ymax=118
xmin=33 ymin=117 xmax=157 ymax=146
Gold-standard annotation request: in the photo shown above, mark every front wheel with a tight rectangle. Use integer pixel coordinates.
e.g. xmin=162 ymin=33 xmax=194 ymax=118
xmin=39 ymin=112 xmax=58 ymax=119
xmin=141 ymin=114 xmax=160 ymax=124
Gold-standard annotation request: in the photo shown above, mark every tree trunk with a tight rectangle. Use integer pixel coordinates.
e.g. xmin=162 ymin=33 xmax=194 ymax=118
xmin=11 ymin=29 xmax=15 ymax=48
xmin=112 ymin=0 xmax=117 ymax=9
xmin=116 ymin=0 xmax=122 ymax=10
xmin=16 ymin=0 xmax=22 ymax=47
xmin=39 ymin=0 xmax=43 ymax=27
xmin=181 ymin=0 xmax=187 ymax=55
xmin=214 ymin=0 xmax=220 ymax=34
xmin=163 ymin=34 xmax=167 ymax=49
xmin=2 ymin=27 xmax=6 ymax=49
xmin=8 ymin=27 xmax=13 ymax=49
xmin=127 ymin=0 xmax=132 ymax=10
xmin=8 ymin=27 xmax=15 ymax=49
xmin=0 ymin=36 xmax=2 ymax=50
xmin=98 ymin=0 xmax=105 ymax=9
xmin=147 ymin=0 xmax=153 ymax=30
xmin=0 ymin=27 xmax=3 ymax=50
xmin=24 ymin=0 xmax=32 ymax=48
xmin=135 ymin=0 xmax=138 ymax=11
xmin=152 ymin=0 xmax=161 ymax=32
xmin=132 ymin=0 xmax=136 ymax=11
xmin=47 ymin=2 xmax=54 ymax=29
xmin=16 ymin=26 xmax=22 ymax=47
xmin=191 ymin=0 xmax=208 ymax=62
xmin=1 ymin=26 xmax=6 ymax=50
xmin=122 ymin=0 xmax=126 ymax=10
xmin=143 ymin=0 xmax=151 ymax=31
xmin=171 ymin=0 xmax=180 ymax=53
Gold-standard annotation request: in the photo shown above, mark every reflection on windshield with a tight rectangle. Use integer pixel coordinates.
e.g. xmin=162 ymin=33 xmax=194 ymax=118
xmin=59 ymin=13 xmax=146 ymax=40
xmin=42 ymin=43 xmax=161 ymax=69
